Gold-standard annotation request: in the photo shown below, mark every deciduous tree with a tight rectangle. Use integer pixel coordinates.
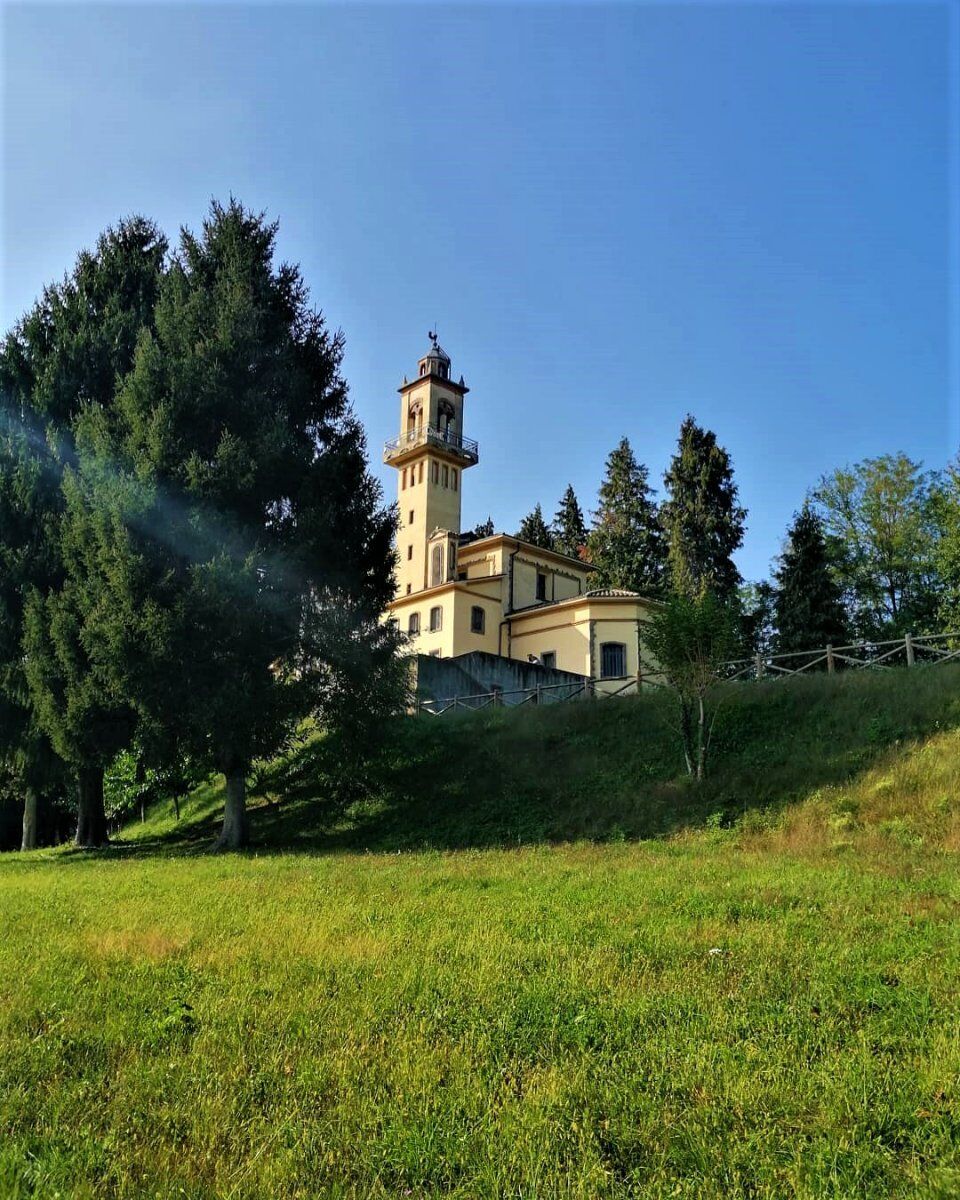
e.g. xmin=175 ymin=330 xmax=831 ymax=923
xmin=815 ymin=454 xmax=940 ymax=638
xmin=644 ymin=591 xmax=738 ymax=780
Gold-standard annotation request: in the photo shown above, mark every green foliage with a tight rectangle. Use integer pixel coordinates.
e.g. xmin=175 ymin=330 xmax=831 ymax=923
xmin=661 ymin=416 xmax=746 ymax=601
xmin=67 ymin=199 xmax=399 ymax=849
xmin=473 ymin=516 xmax=495 ymax=538
xmin=552 ymin=483 xmax=587 ymax=559
xmin=737 ymin=580 xmax=777 ymax=658
xmin=516 ymin=502 xmax=554 ymax=549
xmin=933 ymin=459 xmax=960 ymax=630
xmin=815 ymin=454 xmax=941 ymax=638
xmin=586 ymin=437 xmax=666 ymax=594
xmin=0 ymin=216 xmax=167 ymax=846
xmin=644 ymin=591 xmax=739 ymax=778
xmin=773 ymin=504 xmax=848 ymax=653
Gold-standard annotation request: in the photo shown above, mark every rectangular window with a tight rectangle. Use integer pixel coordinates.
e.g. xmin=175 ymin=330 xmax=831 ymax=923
xmin=429 ymin=605 xmax=443 ymax=632
xmin=432 ymin=462 xmax=439 ymax=484
xmin=418 ymin=462 xmax=424 ymax=484
xmin=407 ymin=545 xmax=413 ymax=561
xmin=536 ymin=572 xmax=547 ymax=601
xmin=408 ymin=612 xmax=420 ymax=635
xmin=541 ymin=651 xmax=556 ymax=670
xmin=470 ymin=606 xmax=485 ymax=634
xmin=406 ymin=583 xmax=412 ymax=595
xmin=401 ymin=468 xmax=407 ymax=490
xmin=452 ymin=469 xmax=458 ymax=491
xmin=409 ymin=510 xmax=414 ymax=525
xmin=442 ymin=465 xmax=449 ymax=488
xmin=600 ymin=642 xmax=627 ymax=679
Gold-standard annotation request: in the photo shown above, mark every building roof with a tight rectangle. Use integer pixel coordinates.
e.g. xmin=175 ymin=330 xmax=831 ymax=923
xmin=584 ymin=587 xmax=641 ymax=598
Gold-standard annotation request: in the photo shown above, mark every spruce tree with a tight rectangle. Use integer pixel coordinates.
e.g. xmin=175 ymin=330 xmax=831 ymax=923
xmin=773 ymin=504 xmax=848 ymax=654
xmin=473 ymin=517 xmax=495 ymax=538
xmin=661 ymin=416 xmax=746 ymax=601
xmin=1 ymin=216 xmax=166 ymax=847
xmin=72 ymin=199 xmax=397 ymax=850
xmin=517 ymin=504 xmax=554 ymax=550
xmin=553 ymin=484 xmax=587 ymax=560
xmin=586 ymin=438 xmax=666 ymax=593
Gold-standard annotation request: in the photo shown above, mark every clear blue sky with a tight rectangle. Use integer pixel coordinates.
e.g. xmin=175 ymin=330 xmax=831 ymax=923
xmin=2 ymin=2 xmax=957 ymax=581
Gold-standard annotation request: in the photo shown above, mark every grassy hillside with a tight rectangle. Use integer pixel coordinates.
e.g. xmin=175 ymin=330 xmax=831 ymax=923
xmin=130 ymin=665 xmax=960 ymax=854
xmin=2 ymin=668 xmax=960 ymax=1198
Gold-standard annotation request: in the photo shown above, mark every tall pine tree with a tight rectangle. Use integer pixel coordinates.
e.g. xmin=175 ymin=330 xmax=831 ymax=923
xmin=69 ymin=200 xmax=397 ymax=850
xmin=661 ymin=416 xmax=746 ymax=601
xmin=2 ymin=216 xmax=167 ymax=847
xmin=553 ymin=484 xmax=587 ymax=560
xmin=773 ymin=504 xmax=848 ymax=653
xmin=586 ymin=438 xmax=666 ymax=594
xmin=517 ymin=504 xmax=554 ymax=550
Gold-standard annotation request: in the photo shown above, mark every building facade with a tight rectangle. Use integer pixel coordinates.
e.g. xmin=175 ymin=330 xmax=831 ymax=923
xmin=383 ymin=336 xmax=660 ymax=693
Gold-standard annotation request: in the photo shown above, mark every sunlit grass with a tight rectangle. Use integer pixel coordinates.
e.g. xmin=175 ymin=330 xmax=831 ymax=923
xmin=3 ymin=667 xmax=960 ymax=1197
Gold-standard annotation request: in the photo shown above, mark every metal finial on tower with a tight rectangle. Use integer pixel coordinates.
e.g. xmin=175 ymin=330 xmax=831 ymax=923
xmin=428 ymin=327 xmax=438 ymax=347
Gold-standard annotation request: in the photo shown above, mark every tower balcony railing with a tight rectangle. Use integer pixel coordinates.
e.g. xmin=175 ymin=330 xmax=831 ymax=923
xmin=383 ymin=424 xmax=480 ymax=465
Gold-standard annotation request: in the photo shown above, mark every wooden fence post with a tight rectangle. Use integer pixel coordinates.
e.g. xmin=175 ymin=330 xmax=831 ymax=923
xmin=905 ymin=633 xmax=915 ymax=667
xmin=826 ymin=644 xmax=835 ymax=674
xmin=534 ymin=684 xmax=541 ymax=705
xmin=755 ymin=653 xmax=764 ymax=680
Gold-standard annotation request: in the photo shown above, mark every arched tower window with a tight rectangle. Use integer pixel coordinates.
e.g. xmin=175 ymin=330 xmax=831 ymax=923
xmin=431 ymin=543 xmax=443 ymax=588
xmin=437 ymin=399 xmax=455 ymax=440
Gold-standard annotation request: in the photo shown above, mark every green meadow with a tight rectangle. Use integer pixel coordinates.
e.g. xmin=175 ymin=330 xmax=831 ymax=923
xmin=2 ymin=669 xmax=960 ymax=1198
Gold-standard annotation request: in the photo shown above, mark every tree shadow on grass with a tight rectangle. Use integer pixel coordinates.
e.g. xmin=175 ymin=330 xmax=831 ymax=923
xmin=77 ymin=665 xmax=960 ymax=861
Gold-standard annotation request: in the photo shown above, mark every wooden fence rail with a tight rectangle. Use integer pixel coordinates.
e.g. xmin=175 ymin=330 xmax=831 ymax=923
xmin=414 ymin=632 xmax=960 ymax=718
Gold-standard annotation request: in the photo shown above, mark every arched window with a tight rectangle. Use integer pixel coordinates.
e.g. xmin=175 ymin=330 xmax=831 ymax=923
xmin=431 ymin=543 xmax=443 ymax=587
xmin=470 ymin=606 xmax=485 ymax=634
xmin=600 ymin=642 xmax=627 ymax=679
xmin=408 ymin=612 xmax=420 ymax=636
xmin=430 ymin=605 xmax=443 ymax=631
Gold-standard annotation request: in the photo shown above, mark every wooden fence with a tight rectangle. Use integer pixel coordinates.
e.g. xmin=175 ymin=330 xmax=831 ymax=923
xmin=414 ymin=632 xmax=960 ymax=718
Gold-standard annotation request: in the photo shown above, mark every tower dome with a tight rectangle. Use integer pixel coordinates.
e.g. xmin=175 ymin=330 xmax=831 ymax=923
xmin=416 ymin=330 xmax=453 ymax=381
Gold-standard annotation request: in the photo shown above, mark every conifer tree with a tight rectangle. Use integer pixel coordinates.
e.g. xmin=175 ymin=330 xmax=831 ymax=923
xmin=1 ymin=216 xmax=167 ymax=847
xmin=517 ymin=503 xmax=554 ymax=550
xmin=773 ymin=504 xmax=848 ymax=653
xmin=553 ymin=484 xmax=587 ymax=560
xmin=586 ymin=438 xmax=666 ymax=593
xmin=661 ymin=416 xmax=746 ymax=601
xmin=71 ymin=199 xmax=397 ymax=850
xmin=473 ymin=516 xmax=495 ymax=538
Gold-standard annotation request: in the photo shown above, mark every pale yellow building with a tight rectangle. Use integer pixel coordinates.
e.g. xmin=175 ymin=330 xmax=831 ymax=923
xmin=384 ymin=336 xmax=660 ymax=695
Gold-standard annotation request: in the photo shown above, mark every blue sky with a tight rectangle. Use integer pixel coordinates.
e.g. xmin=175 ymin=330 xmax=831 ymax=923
xmin=2 ymin=2 xmax=957 ymax=581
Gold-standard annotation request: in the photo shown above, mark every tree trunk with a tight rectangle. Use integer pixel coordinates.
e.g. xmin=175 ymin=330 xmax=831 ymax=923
xmin=21 ymin=788 xmax=39 ymax=851
xmin=76 ymin=767 xmax=109 ymax=848
xmin=679 ymin=700 xmax=695 ymax=777
xmin=214 ymin=768 xmax=249 ymax=851
xmin=696 ymin=695 xmax=707 ymax=781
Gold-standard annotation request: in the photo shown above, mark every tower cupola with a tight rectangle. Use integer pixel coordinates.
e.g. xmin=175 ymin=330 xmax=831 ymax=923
xmin=418 ymin=331 xmax=452 ymax=380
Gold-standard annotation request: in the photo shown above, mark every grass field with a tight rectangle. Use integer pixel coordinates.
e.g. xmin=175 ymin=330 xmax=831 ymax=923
xmin=2 ymin=670 xmax=960 ymax=1198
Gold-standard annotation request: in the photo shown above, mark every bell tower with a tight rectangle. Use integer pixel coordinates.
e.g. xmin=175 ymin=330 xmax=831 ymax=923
xmin=383 ymin=333 xmax=479 ymax=598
